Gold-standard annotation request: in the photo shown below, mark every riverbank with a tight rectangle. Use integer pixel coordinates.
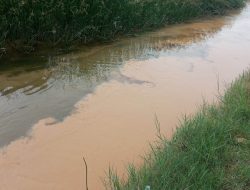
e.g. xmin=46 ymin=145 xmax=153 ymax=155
xmin=108 ymin=72 xmax=250 ymax=189
xmin=0 ymin=0 xmax=246 ymax=57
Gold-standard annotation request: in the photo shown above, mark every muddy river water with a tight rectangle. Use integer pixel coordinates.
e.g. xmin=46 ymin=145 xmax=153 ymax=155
xmin=1 ymin=4 xmax=250 ymax=190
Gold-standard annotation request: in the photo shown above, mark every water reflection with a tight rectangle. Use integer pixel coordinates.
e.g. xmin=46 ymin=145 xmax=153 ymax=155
xmin=0 ymin=12 xmax=239 ymax=146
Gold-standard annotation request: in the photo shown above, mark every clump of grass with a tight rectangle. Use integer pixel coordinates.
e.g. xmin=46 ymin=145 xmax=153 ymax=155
xmin=0 ymin=0 xmax=246 ymax=54
xmin=107 ymin=72 xmax=250 ymax=190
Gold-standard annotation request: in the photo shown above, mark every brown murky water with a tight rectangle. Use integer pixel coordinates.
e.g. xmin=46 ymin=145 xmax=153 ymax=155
xmin=1 ymin=4 xmax=250 ymax=190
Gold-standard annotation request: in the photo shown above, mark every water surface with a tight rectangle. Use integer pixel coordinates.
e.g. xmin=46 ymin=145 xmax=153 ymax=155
xmin=0 ymin=4 xmax=250 ymax=190
xmin=0 ymin=11 xmax=240 ymax=146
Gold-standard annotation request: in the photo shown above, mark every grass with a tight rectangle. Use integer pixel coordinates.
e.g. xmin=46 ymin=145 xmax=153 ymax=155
xmin=106 ymin=72 xmax=250 ymax=190
xmin=0 ymin=0 xmax=246 ymax=55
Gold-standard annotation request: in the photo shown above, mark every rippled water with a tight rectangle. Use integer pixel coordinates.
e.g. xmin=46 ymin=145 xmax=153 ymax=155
xmin=0 ymin=4 xmax=250 ymax=190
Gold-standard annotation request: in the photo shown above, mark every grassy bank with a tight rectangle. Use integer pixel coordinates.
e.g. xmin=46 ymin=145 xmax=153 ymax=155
xmin=107 ymin=72 xmax=250 ymax=190
xmin=0 ymin=0 xmax=246 ymax=56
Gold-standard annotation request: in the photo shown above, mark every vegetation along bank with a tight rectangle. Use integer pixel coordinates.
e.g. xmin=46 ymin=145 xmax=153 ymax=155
xmin=107 ymin=72 xmax=250 ymax=190
xmin=0 ymin=0 xmax=246 ymax=56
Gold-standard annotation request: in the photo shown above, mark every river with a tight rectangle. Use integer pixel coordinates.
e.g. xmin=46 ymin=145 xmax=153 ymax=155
xmin=0 ymin=4 xmax=250 ymax=190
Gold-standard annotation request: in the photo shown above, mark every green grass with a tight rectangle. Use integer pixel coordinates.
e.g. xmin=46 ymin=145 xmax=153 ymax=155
xmin=106 ymin=72 xmax=250 ymax=190
xmin=0 ymin=0 xmax=246 ymax=55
